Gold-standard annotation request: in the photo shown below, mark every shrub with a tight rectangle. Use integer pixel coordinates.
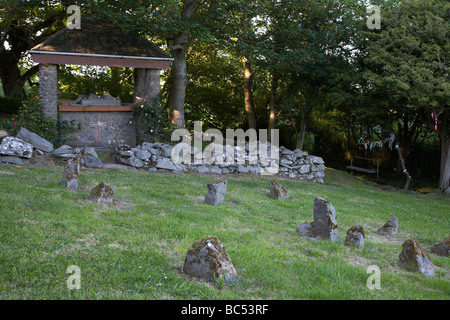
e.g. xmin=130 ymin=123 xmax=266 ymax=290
xmin=0 ymin=96 xmax=23 ymax=115
xmin=132 ymin=98 xmax=173 ymax=143
xmin=0 ymin=97 xmax=79 ymax=147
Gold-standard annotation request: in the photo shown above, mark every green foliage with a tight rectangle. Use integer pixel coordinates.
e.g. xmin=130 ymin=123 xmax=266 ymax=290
xmin=185 ymin=42 xmax=244 ymax=130
xmin=0 ymin=97 xmax=79 ymax=147
xmin=132 ymin=98 xmax=173 ymax=142
xmin=0 ymin=95 xmax=23 ymax=115
xmin=58 ymin=66 xmax=135 ymax=103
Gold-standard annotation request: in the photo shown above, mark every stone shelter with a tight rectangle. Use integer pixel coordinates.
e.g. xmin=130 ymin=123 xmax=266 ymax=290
xmin=29 ymin=18 xmax=172 ymax=148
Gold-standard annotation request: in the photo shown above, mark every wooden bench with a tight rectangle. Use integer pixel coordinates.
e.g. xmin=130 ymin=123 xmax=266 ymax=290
xmin=346 ymin=156 xmax=379 ymax=180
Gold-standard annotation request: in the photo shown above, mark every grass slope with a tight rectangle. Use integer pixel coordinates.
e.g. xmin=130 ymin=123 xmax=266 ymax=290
xmin=0 ymin=165 xmax=448 ymax=300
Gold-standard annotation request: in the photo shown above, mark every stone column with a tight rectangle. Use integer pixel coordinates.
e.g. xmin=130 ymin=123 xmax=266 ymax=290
xmin=134 ymin=68 xmax=161 ymax=102
xmin=39 ymin=63 xmax=58 ymax=120
xmin=134 ymin=68 xmax=161 ymax=144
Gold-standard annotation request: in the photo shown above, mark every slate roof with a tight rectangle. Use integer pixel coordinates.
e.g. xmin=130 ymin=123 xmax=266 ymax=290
xmin=30 ymin=18 xmax=171 ymax=59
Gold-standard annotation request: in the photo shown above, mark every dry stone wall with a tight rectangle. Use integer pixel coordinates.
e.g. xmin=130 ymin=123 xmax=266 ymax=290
xmin=113 ymin=142 xmax=326 ymax=183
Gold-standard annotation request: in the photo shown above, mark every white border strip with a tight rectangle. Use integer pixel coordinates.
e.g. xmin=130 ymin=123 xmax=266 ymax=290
xmin=29 ymin=50 xmax=174 ymax=61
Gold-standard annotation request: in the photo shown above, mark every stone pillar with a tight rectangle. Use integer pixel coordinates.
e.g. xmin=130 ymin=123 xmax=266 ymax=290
xmin=133 ymin=68 xmax=161 ymax=144
xmin=134 ymin=68 xmax=160 ymax=102
xmin=39 ymin=63 xmax=58 ymax=120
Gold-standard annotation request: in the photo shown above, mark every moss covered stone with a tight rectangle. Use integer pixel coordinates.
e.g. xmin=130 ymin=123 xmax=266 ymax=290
xmin=345 ymin=225 xmax=365 ymax=249
xmin=90 ymin=182 xmax=114 ymax=204
xmin=312 ymin=196 xmax=339 ymax=242
xmin=377 ymin=216 xmax=398 ymax=238
xmin=183 ymin=236 xmax=238 ymax=285
xmin=399 ymin=239 xmax=435 ymax=276
xmin=61 ymin=158 xmax=80 ymax=191
xmin=430 ymin=236 xmax=450 ymax=257
xmin=269 ymin=180 xmax=288 ymax=200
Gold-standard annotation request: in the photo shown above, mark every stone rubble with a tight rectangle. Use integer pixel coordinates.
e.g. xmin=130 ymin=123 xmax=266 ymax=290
xmin=0 ymin=136 xmax=33 ymax=159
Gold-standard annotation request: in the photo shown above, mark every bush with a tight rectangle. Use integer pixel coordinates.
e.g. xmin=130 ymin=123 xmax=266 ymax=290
xmin=0 ymin=96 xmax=23 ymax=115
xmin=132 ymin=98 xmax=173 ymax=143
xmin=0 ymin=97 xmax=79 ymax=147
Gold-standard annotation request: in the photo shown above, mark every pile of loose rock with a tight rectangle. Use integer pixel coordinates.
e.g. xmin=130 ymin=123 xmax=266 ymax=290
xmin=53 ymin=144 xmax=103 ymax=168
xmin=0 ymin=128 xmax=104 ymax=169
xmin=0 ymin=127 xmax=53 ymax=165
xmin=111 ymin=142 xmax=326 ymax=183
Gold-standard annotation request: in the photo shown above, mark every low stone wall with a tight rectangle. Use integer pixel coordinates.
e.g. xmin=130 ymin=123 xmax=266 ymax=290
xmin=113 ymin=142 xmax=326 ymax=183
xmin=60 ymin=111 xmax=136 ymax=148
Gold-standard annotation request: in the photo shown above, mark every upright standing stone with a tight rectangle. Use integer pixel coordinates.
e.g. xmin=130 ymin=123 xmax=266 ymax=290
xmin=269 ymin=180 xmax=289 ymax=200
xmin=61 ymin=158 xmax=80 ymax=191
xmin=204 ymin=180 xmax=227 ymax=206
xmin=345 ymin=225 xmax=365 ymax=249
xmin=399 ymin=239 xmax=435 ymax=276
xmin=377 ymin=216 xmax=398 ymax=238
xmin=183 ymin=236 xmax=238 ymax=285
xmin=90 ymin=182 xmax=114 ymax=204
xmin=312 ymin=196 xmax=339 ymax=242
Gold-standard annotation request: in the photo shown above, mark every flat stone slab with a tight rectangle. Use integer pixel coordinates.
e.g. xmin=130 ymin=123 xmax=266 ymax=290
xmin=102 ymin=162 xmax=130 ymax=170
xmin=16 ymin=127 xmax=53 ymax=152
xmin=0 ymin=156 xmax=24 ymax=165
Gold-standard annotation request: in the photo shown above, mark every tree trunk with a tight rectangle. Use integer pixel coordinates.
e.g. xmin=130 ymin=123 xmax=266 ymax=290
xmin=438 ymin=133 xmax=450 ymax=190
xmin=268 ymin=71 xmax=280 ymax=142
xmin=296 ymin=111 xmax=310 ymax=150
xmin=165 ymin=0 xmax=199 ymax=129
xmin=243 ymin=57 xmax=257 ymax=130
xmin=167 ymin=46 xmax=189 ymax=128
xmin=0 ymin=54 xmax=27 ymax=100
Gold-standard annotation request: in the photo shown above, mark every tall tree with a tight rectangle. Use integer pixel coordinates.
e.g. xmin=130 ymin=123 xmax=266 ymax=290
xmin=363 ymin=0 xmax=449 ymax=190
xmin=0 ymin=1 xmax=72 ymax=100
xmin=97 ymin=0 xmax=261 ymax=129
xmin=259 ymin=0 xmax=365 ymax=149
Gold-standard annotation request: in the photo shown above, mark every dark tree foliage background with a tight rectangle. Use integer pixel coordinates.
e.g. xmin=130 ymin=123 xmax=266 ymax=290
xmin=0 ymin=0 xmax=448 ymax=190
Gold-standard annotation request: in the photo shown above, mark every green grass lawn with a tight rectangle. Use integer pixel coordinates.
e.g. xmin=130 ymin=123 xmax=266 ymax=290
xmin=0 ymin=164 xmax=448 ymax=300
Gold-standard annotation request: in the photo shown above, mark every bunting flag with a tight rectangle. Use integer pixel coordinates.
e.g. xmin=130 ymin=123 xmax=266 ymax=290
xmin=357 ymin=130 xmax=397 ymax=151
xmin=431 ymin=112 xmax=441 ymax=131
